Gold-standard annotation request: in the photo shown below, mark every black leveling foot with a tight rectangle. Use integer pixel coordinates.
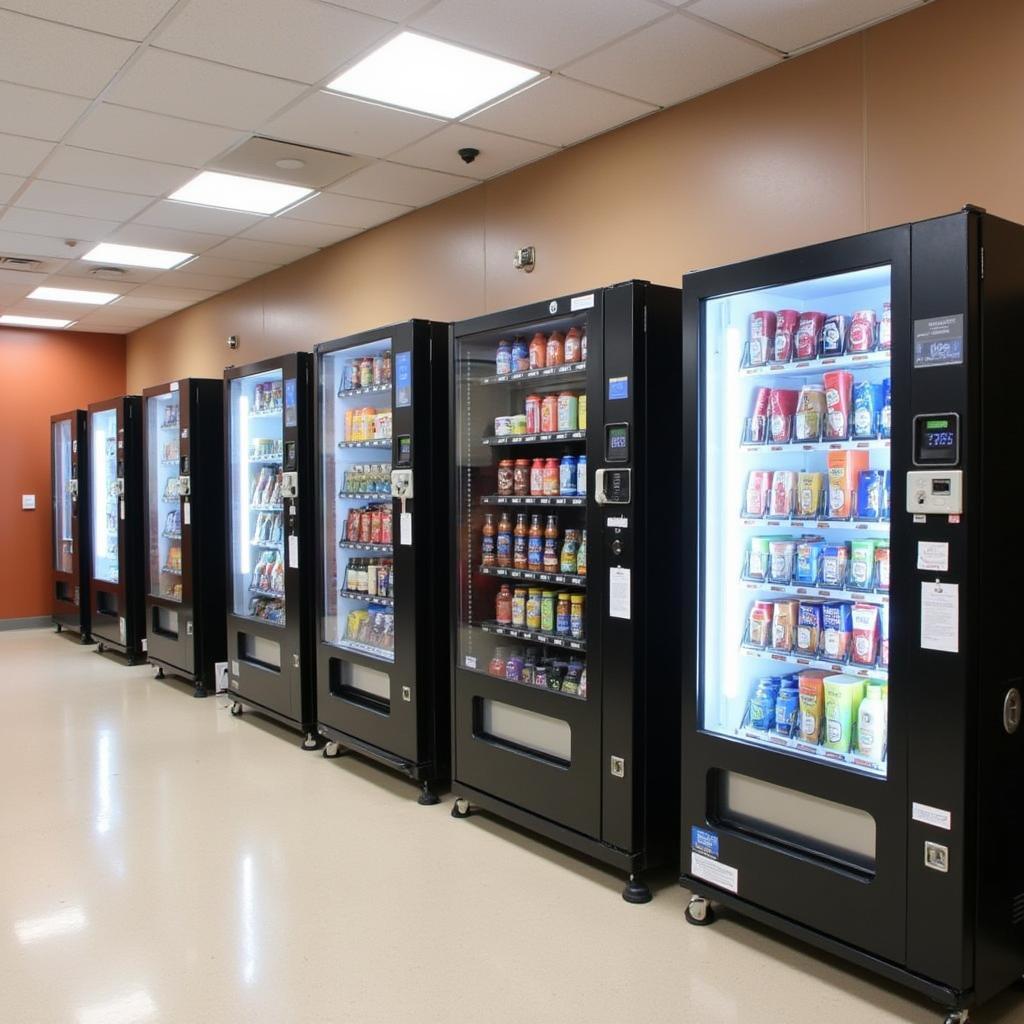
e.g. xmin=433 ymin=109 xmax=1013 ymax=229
xmin=417 ymin=782 xmax=440 ymax=806
xmin=622 ymin=874 xmax=652 ymax=905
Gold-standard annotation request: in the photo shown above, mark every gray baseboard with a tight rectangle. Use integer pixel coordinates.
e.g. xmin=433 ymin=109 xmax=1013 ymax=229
xmin=0 ymin=616 xmax=52 ymax=631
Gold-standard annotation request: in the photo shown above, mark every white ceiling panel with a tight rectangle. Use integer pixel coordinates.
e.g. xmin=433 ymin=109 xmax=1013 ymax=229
xmin=110 ymin=223 xmax=226 ymax=255
xmin=0 ymin=229 xmax=76 ymax=259
xmin=0 ymin=207 xmax=121 ymax=243
xmin=37 ymin=147 xmax=195 ymax=197
xmin=69 ymin=105 xmax=243 ymax=167
xmin=108 ymin=294 xmax=193 ymax=312
xmin=241 ymin=218 xmax=360 ymax=248
xmin=74 ymin=310 xmax=157 ymax=329
xmin=3 ymin=297 xmax=103 ymax=319
xmin=105 ymin=49 xmax=307 ymax=130
xmin=687 ymin=0 xmax=923 ymax=54
xmin=467 ymin=76 xmax=657 ymax=147
xmin=148 ymin=269 xmax=247 ymax=292
xmin=0 ymin=10 xmax=136 ymax=98
xmin=125 ymin=284 xmax=218 ymax=304
xmin=564 ymin=11 xmax=779 ymax=107
xmin=322 ymin=0 xmax=434 ymax=20
xmin=58 ymin=260 xmax=164 ymax=284
xmin=412 ymin=0 xmax=668 ymax=69
xmin=154 ymin=0 xmax=393 ymax=83
xmin=37 ymin=273 xmax=137 ymax=297
xmin=329 ymin=161 xmax=475 ymax=206
xmin=0 ymin=135 xmax=54 ymax=177
xmin=391 ymin=125 xmax=556 ymax=180
xmin=135 ymin=200 xmax=263 ymax=236
xmin=0 ymin=281 xmax=35 ymax=303
xmin=206 ymin=237 xmax=318 ymax=265
xmin=179 ymin=254 xmax=283 ymax=279
xmin=0 ymin=0 xmax=180 ymax=42
xmin=287 ymin=192 xmax=411 ymax=230
xmin=0 ymin=83 xmax=89 ymax=142
xmin=15 ymin=180 xmax=152 ymax=221
xmin=0 ymin=174 xmax=24 ymax=204
xmin=0 ymin=266 xmax=49 ymax=286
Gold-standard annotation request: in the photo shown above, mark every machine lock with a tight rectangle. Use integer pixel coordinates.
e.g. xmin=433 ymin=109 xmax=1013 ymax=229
xmin=391 ymin=469 xmax=414 ymax=515
xmin=177 ymin=475 xmax=191 ymax=497
xmin=68 ymin=479 xmax=79 ymax=500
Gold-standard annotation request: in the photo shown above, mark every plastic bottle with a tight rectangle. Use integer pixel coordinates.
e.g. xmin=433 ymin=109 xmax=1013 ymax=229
xmin=496 ymin=511 xmax=512 ymax=568
xmin=543 ymin=515 xmax=559 ymax=572
xmin=570 ymin=594 xmax=585 ymax=639
xmin=529 ymin=332 xmax=547 ymax=370
xmin=527 ymin=514 xmax=543 ymax=568
xmin=513 ymin=513 xmax=528 ymax=570
xmin=496 ymin=340 xmax=512 ymax=375
xmin=495 ymin=585 xmax=513 ymax=624
xmin=530 ymin=457 xmax=545 ymax=496
xmin=576 ymin=530 xmax=587 ymax=576
xmin=560 ymin=529 xmax=578 ymax=574
xmin=857 ymin=681 xmax=887 ymax=761
xmin=481 ymin=513 xmax=496 ymax=566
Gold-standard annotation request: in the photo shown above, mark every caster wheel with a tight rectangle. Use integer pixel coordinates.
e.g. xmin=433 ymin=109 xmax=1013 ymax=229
xmin=944 ymin=1012 xmax=970 ymax=1024
xmin=622 ymin=874 xmax=652 ymax=904
xmin=154 ymin=667 xmax=164 ymax=679
xmin=96 ymin=642 xmax=105 ymax=653
xmin=685 ymin=895 xmax=714 ymax=926
xmin=229 ymin=701 xmax=243 ymax=717
xmin=451 ymin=798 xmax=470 ymax=819
xmin=417 ymin=782 xmax=440 ymax=806
xmin=301 ymin=733 xmax=320 ymax=751
xmin=322 ymin=741 xmax=345 ymax=759
xmin=55 ymin=623 xmax=62 ymax=633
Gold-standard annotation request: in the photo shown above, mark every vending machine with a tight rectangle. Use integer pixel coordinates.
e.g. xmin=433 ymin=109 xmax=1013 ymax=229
xmin=450 ymin=281 xmax=682 ymax=901
xmin=142 ymin=379 xmax=225 ymax=696
xmin=314 ymin=321 xmax=450 ymax=803
xmin=680 ymin=207 xmax=1024 ymax=1022
xmin=87 ymin=395 xmax=145 ymax=663
xmin=51 ymin=409 xmax=90 ymax=641
xmin=224 ymin=354 xmax=317 ymax=748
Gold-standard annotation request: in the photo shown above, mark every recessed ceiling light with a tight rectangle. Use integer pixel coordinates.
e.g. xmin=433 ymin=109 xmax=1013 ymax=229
xmin=82 ymin=242 xmax=193 ymax=270
xmin=0 ymin=314 xmax=75 ymax=328
xmin=28 ymin=286 xmax=119 ymax=305
xmin=275 ymin=158 xmax=305 ymax=170
xmin=169 ymin=170 xmax=314 ymax=215
xmin=326 ymin=31 xmax=539 ymax=119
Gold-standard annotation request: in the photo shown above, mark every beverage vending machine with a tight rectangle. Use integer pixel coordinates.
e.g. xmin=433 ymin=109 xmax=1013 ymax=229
xmin=224 ymin=354 xmax=317 ymax=748
xmin=51 ymin=409 xmax=90 ymax=642
xmin=87 ymin=395 xmax=145 ymax=663
xmin=143 ymin=379 xmax=225 ymax=696
xmin=450 ymin=281 xmax=682 ymax=901
xmin=314 ymin=321 xmax=450 ymax=803
xmin=680 ymin=207 xmax=1024 ymax=1022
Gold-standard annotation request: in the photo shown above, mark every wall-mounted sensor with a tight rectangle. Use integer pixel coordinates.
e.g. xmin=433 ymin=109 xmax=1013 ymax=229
xmin=227 ymin=335 xmax=239 ymax=349
xmin=458 ymin=147 xmax=480 ymax=164
xmin=513 ymin=246 xmax=536 ymax=273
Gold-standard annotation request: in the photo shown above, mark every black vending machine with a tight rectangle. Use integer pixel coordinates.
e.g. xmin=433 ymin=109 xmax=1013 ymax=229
xmin=314 ymin=321 xmax=451 ymax=803
xmin=224 ymin=354 xmax=317 ymax=748
xmin=680 ymin=207 xmax=1024 ymax=1022
xmin=143 ymin=378 xmax=225 ymax=696
xmin=450 ymin=281 xmax=682 ymax=901
xmin=51 ymin=409 xmax=91 ymax=641
xmin=87 ymin=395 xmax=145 ymax=663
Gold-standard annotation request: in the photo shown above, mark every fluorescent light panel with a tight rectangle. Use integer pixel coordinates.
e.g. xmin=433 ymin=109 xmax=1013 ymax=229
xmin=82 ymin=242 xmax=192 ymax=270
xmin=326 ymin=31 xmax=539 ymax=119
xmin=169 ymin=171 xmax=314 ymax=215
xmin=0 ymin=314 xmax=74 ymax=328
xmin=28 ymin=286 xmax=118 ymax=305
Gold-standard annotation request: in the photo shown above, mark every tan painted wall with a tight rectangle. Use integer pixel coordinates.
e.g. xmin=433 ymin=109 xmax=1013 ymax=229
xmin=127 ymin=0 xmax=1023 ymax=388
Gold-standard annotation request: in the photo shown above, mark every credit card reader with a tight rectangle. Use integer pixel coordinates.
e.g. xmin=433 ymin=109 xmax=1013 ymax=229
xmin=907 ymin=413 xmax=963 ymax=514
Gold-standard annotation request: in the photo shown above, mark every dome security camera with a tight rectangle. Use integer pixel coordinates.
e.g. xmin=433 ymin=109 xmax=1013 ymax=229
xmin=458 ymin=147 xmax=480 ymax=164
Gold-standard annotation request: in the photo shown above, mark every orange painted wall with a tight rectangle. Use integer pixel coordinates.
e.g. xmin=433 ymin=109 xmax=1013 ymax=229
xmin=1 ymin=326 xmax=126 ymax=621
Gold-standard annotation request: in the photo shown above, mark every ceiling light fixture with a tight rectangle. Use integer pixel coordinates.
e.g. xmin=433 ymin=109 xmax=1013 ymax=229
xmin=81 ymin=243 xmax=193 ymax=270
xmin=28 ymin=286 xmax=119 ymax=305
xmin=326 ymin=31 xmax=539 ymax=119
xmin=169 ymin=170 xmax=314 ymax=215
xmin=0 ymin=314 xmax=75 ymax=328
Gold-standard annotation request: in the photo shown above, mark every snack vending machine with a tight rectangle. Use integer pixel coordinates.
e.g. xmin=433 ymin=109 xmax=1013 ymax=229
xmin=224 ymin=354 xmax=317 ymax=748
xmin=87 ymin=395 xmax=145 ymax=662
xmin=314 ymin=321 xmax=450 ymax=802
xmin=680 ymin=208 xmax=1024 ymax=1022
xmin=450 ymin=282 xmax=682 ymax=901
xmin=143 ymin=379 xmax=225 ymax=696
xmin=51 ymin=409 xmax=90 ymax=641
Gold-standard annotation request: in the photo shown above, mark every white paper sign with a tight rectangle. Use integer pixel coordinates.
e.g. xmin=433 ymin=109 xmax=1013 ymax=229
xmin=183 ymin=501 xmax=191 ymax=525
xmin=570 ymin=292 xmax=595 ymax=311
xmin=912 ymin=801 xmax=952 ymax=830
xmin=609 ymin=567 xmax=631 ymax=620
xmin=400 ymin=512 xmax=412 ymax=546
xmin=917 ymin=541 xmax=949 ymax=572
xmin=288 ymin=534 xmax=299 ymax=568
xmin=119 ymin=498 xmax=125 ymax=521
xmin=691 ymin=852 xmax=738 ymax=894
xmin=464 ymin=656 xmax=477 ymax=670
xmin=607 ymin=516 xmax=628 ymax=528
xmin=921 ymin=581 xmax=958 ymax=653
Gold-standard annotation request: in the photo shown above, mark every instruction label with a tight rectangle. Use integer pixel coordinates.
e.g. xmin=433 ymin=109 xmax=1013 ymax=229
xmin=921 ymin=581 xmax=958 ymax=653
xmin=609 ymin=567 xmax=631 ymax=619
xmin=917 ymin=541 xmax=948 ymax=572
xmin=912 ymin=802 xmax=952 ymax=831
xmin=691 ymin=852 xmax=738 ymax=894
xmin=691 ymin=827 xmax=720 ymax=860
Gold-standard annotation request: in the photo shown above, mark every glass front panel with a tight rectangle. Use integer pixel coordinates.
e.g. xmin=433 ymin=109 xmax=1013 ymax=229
xmin=91 ymin=407 xmax=119 ymax=584
xmin=148 ymin=390 xmax=182 ymax=600
xmin=230 ymin=369 xmax=285 ymax=624
xmin=702 ymin=266 xmax=892 ymax=778
xmin=455 ymin=314 xmax=589 ymax=700
xmin=320 ymin=339 xmax=395 ymax=662
xmin=53 ymin=419 xmax=73 ymax=573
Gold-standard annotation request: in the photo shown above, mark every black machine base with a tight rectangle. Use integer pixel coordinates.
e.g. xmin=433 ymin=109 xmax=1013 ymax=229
xmin=148 ymin=657 xmax=213 ymax=699
xmin=94 ymin=639 xmax=143 ymax=665
xmin=227 ymin=693 xmax=313 ymax=740
xmin=417 ymin=781 xmax=440 ymax=806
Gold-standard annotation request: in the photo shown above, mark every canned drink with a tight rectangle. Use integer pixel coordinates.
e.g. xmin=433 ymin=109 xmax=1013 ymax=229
xmin=540 ymin=591 xmax=556 ymax=633
xmin=748 ymin=311 xmax=776 ymax=367
xmin=848 ymin=309 xmax=878 ymax=353
xmin=769 ymin=470 xmax=797 ymax=518
xmin=524 ymin=394 xmax=542 ymax=434
xmin=773 ymin=309 xmax=799 ymax=362
xmin=494 ymin=415 xmax=514 ymax=436
xmin=856 ymin=470 xmax=885 ymax=520
xmin=852 ymin=382 xmax=883 ymax=439
xmin=510 ymin=414 xmax=528 ymax=435
xmin=556 ymin=392 xmax=578 ymax=431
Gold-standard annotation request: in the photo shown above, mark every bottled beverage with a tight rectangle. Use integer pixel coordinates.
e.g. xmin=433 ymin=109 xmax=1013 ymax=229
xmin=497 ymin=459 xmax=514 ymax=495
xmin=580 ymin=330 xmax=587 ymax=362
xmin=513 ymin=513 xmax=528 ymax=570
xmin=513 ymin=458 xmax=531 ymax=496
xmin=530 ymin=457 xmax=545 ymax=496
xmin=529 ymin=332 xmax=546 ymax=369
xmin=857 ymin=681 xmax=887 ymax=760
xmin=541 ymin=395 xmax=558 ymax=433
xmin=511 ymin=587 xmax=527 ymax=627
xmin=576 ymin=530 xmax=587 ymax=576
xmin=496 ymin=511 xmax=512 ymax=568
xmin=381 ymin=350 xmax=392 ymax=384
xmin=559 ymin=455 xmax=576 ymax=495
xmin=481 ymin=513 xmax=496 ymax=566
xmin=570 ymin=594 xmax=585 ymax=639
xmin=524 ymin=394 xmax=542 ymax=434
xmin=496 ymin=584 xmax=513 ymax=624
xmin=543 ymin=515 xmax=559 ymax=572
xmin=527 ymin=514 xmax=543 ymax=568
xmin=556 ymin=392 xmax=578 ymax=431
xmin=543 ymin=457 xmax=560 ymax=496
xmin=512 ymin=338 xmax=529 ymax=372
xmin=540 ymin=591 xmax=556 ymax=633
xmin=546 ymin=331 xmax=565 ymax=366
xmin=560 ymin=529 xmax=578 ymax=574
xmin=576 ymin=455 xmax=587 ymax=496
xmin=526 ymin=588 xmax=542 ymax=630
xmin=496 ymin=340 xmax=512 ymax=375
xmin=556 ymin=593 xmax=571 ymax=635
xmin=578 ymin=394 xmax=587 ymax=430
xmin=564 ymin=326 xmax=582 ymax=363
xmin=373 ymin=353 xmax=385 ymax=385
xmin=359 ymin=357 xmax=373 ymax=388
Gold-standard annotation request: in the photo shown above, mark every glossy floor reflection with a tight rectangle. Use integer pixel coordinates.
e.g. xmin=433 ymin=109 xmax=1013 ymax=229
xmin=3 ymin=628 xmax=1023 ymax=1024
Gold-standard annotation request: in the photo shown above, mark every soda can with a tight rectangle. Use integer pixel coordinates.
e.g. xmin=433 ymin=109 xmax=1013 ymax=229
xmin=856 ymin=470 xmax=885 ymax=520
xmin=773 ymin=309 xmax=799 ymax=362
xmin=748 ymin=311 xmax=776 ymax=366
xmin=343 ymin=359 xmax=359 ymax=392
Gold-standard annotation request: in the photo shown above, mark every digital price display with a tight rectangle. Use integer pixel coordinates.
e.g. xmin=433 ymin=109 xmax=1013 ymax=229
xmin=914 ymin=413 xmax=960 ymax=466
xmin=606 ymin=423 xmax=629 ymax=462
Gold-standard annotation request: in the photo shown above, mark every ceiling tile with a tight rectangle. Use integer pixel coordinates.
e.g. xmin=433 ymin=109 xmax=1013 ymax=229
xmin=37 ymin=147 xmax=194 ymax=197
xmin=412 ymin=0 xmax=667 ymax=69
xmin=0 ymin=281 xmax=35 ymax=304
xmin=59 ymin=260 xmax=164 ymax=284
xmin=467 ymin=76 xmax=657 ymax=147
xmin=205 ymin=237 xmax=317 ymax=264
xmin=135 ymin=200 xmax=263 ymax=236
xmin=15 ymin=180 xmax=152 ymax=221
xmin=154 ymin=0 xmax=392 ymax=83
xmin=328 ymin=161 xmax=475 ymax=205
xmin=322 ymin=0 xmax=433 ymax=20
xmin=0 ymin=135 xmax=54 ymax=177
xmin=38 ymin=274 xmax=137 ymax=297
xmin=391 ymin=125 xmax=556 ymax=180
xmin=0 ymin=174 xmax=24 ymax=204
xmin=69 ymin=105 xmax=243 ymax=167
xmin=117 ymin=283 xmax=218 ymax=302
xmin=0 ymin=0 xmax=180 ymax=41
xmin=265 ymin=92 xmax=443 ymax=159
xmin=149 ymin=269 xmax=246 ymax=292
xmin=287 ymin=192 xmax=410 ymax=229
xmin=0 ymin=83 xmax=90 ymax=142
xmin=0 ymin=207 xmax=121 ymax=243
xmin=110 ymin=223 xmax=225 ymax=254
xmin=564 ymin=11 xmax=779 ymax=107
xmin=108 ymin=294 xmax=193 ymax=312
xmin=213 ymin=137 xmax=370 ymax=189
xmin=0 ymin=10 xmax=136 ymax=98
xmin=4 ymin=297 xmax=101 ymax=319
xmin=74 ymin=310 xmax=159 ymax=329
xmin=105 ymin=49 xmax=306 ymax=130
xmin=0 ymin=266 xmax=49 ymax=286
xmin=687 ymin=0 xmax=922 ymax=54
xmin=179 ymin=254 xmax=282 ymax=279
xmin=241 ymin=218 xmax=360 ymax=247
xmin=0 ymin=229 xmax=76 ymax=259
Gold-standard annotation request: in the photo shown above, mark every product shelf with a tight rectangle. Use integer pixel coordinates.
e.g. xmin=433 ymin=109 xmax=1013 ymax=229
xmin=740 ymin=578 xmax=888 ymax=606
xmin=480 ymin=620 xmax=586 ymax=653
xmin=480 ymin=565 xmax=586 ymax=588
xmin=162 ymin=531 xmax=182 ymax=540
xmin=740 ymin=644 xmax=888 ymax=681
xmin=337 ymin=492 xmax=391 ymax=501
xmin=739 ymin=350 xmax=891 ymax=379
xmin=339 ymin=590 xmax=394 ymax=606
xmin=731 ymin=723 xmax=887 ymax=778
xmin=160 ymin=566 xmax=182 ymax=575
xmin=740 ymin=516 xmax=890 ymax=535
xmin=463 ymin=663 xmax=586 ymax=701
xmin=338 ymin=541 xmax=393 ymax=553
xmin=249 ymin=457 xmax=283 ymax=465
xmin=251 ymin=503 xmax=283 ymax=512
xmin=250 ymin=587 xmax=284 ymax=599
xmin=480 ymin=494 xmax=585 ymax=507
xmin=249 ymin=408 xmax=282 ymax=419
xmin=740 ymin=438 xmax=891 ymax=454
xmin=337 ymin=638 xmax=395 ymax=663
xmin=480 ymin=361 xmax=587 ymax=386
xmin=337 ymin=383 xmax=392 ymax=398
xmin=483 ymin=430 xmax=585 ymax=447
xmin=338 ymin=438 xmax=392 ymax=449
xmin=251 ymin=540 xmax=283 ymax=550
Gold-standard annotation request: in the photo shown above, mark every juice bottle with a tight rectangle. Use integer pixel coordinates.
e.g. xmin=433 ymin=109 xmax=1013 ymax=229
xmin=540 ymin=591 xmax=556 ymax=633
xmin=495 ymin=584 xmax=513 ymax=624
xmin=495 ymin=339 xmax=512 ymax=375
xmin=513 ymin=513 xmax=528 ymax=570
xmin=564 ymin=326 xmax=582 ymax=363
xmin=344 ymin=407 xmax=354 ymax=442
xmin=527 ymin=514 xmax=543 ymax=568
xmin=526 ymin=588 xmax=542 ymax=630
xmin=530 ymin=457 xmax=545 ymax=496
xmin=556 ymin=593 xmax=571 ymax=635
xmin=576 ymin=530 xmax=587 ymax=576
xmin=496 ymin=511 xmax=512 ymax=568
xmin=511 ymin=587 xmax=527 ymax=627
xmin=546 ymin=331 xmax=565 ymax=366
xmin=529 ymin=332 xmax=547 ymax=370
xmin=543 ymin=457 xmax=560 ymax=495
xmin=570 ymin=594 xmax=585 ymax=639
xmin=481 ymin=513 xmax=496 ymax=566
xmin=544 ymin=515 xmax=559 ymax=571
xmin=560 ymin=529 xmax=578 ymax=574
xmin=541 ymin=395 xmax=558 ymax=433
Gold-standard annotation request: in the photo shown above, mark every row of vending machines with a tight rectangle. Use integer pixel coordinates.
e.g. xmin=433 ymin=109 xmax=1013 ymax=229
xmin=49 ymin=209 xmax=1024 ymax=1024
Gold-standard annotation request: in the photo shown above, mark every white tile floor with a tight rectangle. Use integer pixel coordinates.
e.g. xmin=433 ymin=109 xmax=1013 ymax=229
xmin=2 ymin=627 xmax=1022 ymax=1024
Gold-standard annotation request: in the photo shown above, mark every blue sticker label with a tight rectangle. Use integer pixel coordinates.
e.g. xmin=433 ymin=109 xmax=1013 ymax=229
xmin=691 ymin=827 xmax=720 ymax=860
xmin=608 ymin=376 xmax=628 ymax=400
xmin=395 ymin=350 xmax=412 ymax=408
